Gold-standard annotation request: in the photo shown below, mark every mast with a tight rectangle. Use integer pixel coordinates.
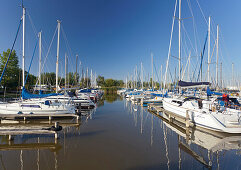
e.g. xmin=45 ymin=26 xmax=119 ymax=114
xmin=232 ymin=63 xmax=234 ymax=88
xmin=86 ymin=67 xmax=88 ymax=88
xmin=216 ymin=25 xmax=219 ymax=88
xmin=220 ymin=62 xmax=222 ymax=89
xmin=126 ymin=77 xmax=128 ymax=89
xmin=95 ymin=72 xmax=96 ymax=88
xmin=56 ymin=20 xmax=61 ymax=93
xmin=22 ymin=7 xmax=26 ymax=87
xmin=136 ymin=65 xmax=137 ymax=88
xmin=67 ymin=55 xmax=69 ymax=88
xmin=128 ymin=72 xmax=129 ymax=88
xmin=65 ymin=53 xmax=67 ymax=91
xmin=141 ymin=62 xmax=143 ymax=89
xmin=91 ymin=69 xmax=93 ymax=88
xmin=38 ymin=31 xmax=42 ymax=90
xmin=188 ymin=52 xmax=190 ymax=81
xmin=151 ymin=52 xmax=154 ymax=89
xmin=178 ymin=0 xmax=181 ymax=81
xmin=161 ymin=64 xmax=163 ymax=89
xmin=75 ymin=54 xmax=78 ymax=85
xmin=164 ymin=0 xmax=177 ymax=89
xmin=133 ymin=68 xmax=135 ymax=89
xmin=208 ymin=16 xmax=211 ymax=82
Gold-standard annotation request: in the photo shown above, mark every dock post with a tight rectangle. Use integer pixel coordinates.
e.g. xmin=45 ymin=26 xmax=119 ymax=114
xmin=49 ymin=116 xmax=52 ymax=124
xmin=186 ymin=110 xmax=190 ymax=128
xmin=76 ymin=115 xmax=80 ymax=122
xmin=168 ymin=114 xmax=172 ymax=122
xmin=55 ymin=122 xmax=59 ymax=129
xmin=24 ymin=117 xmax=26 ymax=123
xmin=55 ymin=133 xmax=58 ymax=144
xmin=8 ymin=135 xmax=13 ymax=141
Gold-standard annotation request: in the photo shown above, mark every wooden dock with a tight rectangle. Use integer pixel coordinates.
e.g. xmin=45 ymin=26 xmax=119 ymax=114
xmin=147 ymin=103 xmax=194 ymax=128
xmin=0 ymin=113 xmax=80 ymax=121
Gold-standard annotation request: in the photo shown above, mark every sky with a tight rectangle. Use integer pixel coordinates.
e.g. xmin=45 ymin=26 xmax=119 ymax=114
xmin=0 ymin=0 xmax=241 ymax=84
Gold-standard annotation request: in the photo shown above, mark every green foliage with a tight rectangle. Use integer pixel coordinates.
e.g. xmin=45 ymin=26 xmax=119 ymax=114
xmin=97 ymin=76 xmax=105 ymax=87
xmin=0 ymin=49 xmax=20 ymax=90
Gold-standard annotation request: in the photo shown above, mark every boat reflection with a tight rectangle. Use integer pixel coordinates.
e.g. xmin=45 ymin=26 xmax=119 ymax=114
xmin=0 ymin=118 xmax=81 ymax=170
xmin=155 ymin=110 xmax=241 ymax=169
xmin=125 ymin=99 xmax=241 ymax=169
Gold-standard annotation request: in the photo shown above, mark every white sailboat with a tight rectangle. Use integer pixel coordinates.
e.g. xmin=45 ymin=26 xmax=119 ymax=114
xmin=0 ymin=6 xmax=75 ymax=115
xmin=162 ymin=0 xmax=241 ymax=134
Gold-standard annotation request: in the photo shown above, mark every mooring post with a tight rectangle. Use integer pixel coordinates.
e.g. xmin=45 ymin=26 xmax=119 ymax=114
xmin=8 ymin=135 xmax=13 ymax=141
xmin=186 ymin=110 xmax=190 ymax=128
xmin=55 ymin=132 xmax=58 ymax=139
xmin=55 ymin=122 xmax=59 ymax=129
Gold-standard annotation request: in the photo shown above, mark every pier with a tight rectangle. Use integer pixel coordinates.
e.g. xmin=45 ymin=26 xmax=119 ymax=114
xmin=0 ymin=113 xmax=80 ymax=121
xmin=147 ymin=103 xmax=194 ymax=128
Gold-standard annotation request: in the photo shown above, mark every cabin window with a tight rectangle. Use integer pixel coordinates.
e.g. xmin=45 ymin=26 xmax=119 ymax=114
xmin=172 ymin=100 xmax=183 ymax=106
xmin=21 ymin=105 xmax=40 ymax=108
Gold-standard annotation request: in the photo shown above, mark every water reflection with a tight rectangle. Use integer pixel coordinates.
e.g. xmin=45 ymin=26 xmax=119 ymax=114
xmin=0 ymin=118 xmax=82 ymax=170
xmin=125 ymin=98 xmax=241 ymax=170
xmin=1 ymin=96 xmax=241 ymax=169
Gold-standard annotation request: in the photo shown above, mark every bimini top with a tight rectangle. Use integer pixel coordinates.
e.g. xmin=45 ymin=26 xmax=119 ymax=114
xmin=178 ymin=81 xmax=210 ymax=88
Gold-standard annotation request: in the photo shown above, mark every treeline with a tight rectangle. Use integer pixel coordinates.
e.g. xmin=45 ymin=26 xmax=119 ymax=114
xmin=0 ymin=49 xmax=126 ymax=92
xmin=0 ymin=49 xmax=36 ymax=91
xmin=0 ymin=49 xmax=92 ymax=92
xmin=96 ymin=76 xmax=124 ymax=87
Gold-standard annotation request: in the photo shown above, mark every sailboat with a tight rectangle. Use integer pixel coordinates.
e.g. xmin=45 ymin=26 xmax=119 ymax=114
xmin=0 ymin=6 xmax=75 ymax=115
xmin=162 ymin=0 xmax=241 ymax=133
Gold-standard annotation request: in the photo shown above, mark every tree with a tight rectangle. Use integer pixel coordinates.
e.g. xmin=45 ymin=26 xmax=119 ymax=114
xmin=105 ymin=79 xmax=115 ymax=87
xmin=97 ymin=76 xmax=105 ymax=87
xmin=0 ymin=49 xmax=20 ymax=90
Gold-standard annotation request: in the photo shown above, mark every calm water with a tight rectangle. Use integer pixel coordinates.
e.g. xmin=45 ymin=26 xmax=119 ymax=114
xmin=0 ymin=96 xmax=241 ymax=170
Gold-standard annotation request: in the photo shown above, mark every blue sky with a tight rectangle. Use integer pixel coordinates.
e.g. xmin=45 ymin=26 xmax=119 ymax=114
xmin=0 ymin=0 xmax=240 ymax=84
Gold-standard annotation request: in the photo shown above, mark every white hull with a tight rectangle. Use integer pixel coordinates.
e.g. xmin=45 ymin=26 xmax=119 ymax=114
xmin=0 ymin=101 xmax=75 ymax=115
xmin=163 ymin=98 xmax=241 ymax=133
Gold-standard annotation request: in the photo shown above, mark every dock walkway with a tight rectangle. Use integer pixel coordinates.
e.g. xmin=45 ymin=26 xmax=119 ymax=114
xmin=147 ymin=103 xmax=194 ymax=128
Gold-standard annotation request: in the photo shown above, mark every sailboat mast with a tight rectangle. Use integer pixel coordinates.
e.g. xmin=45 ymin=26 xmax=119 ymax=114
xmin=141 ymin=62 xmax=143 ymax=89
xmin=91 ymin=69 xmax=93 ymax=88
xmin=232 ymin=63 xmax=234 ymax=88
xmin=38 ymin=31 xmax=42 ymax=90
xmin=220 ymin=62 xmax=222 ymax=89
xmin=22 ymin=7 xmax=26 ymax=87
xmin=208 ymin=16 xmax=211 ymax=82
xmin=136 ymin=65 xmax=137 ymax=88
xmin=178 ymin=0 xmax=181 ymax=81
xmin=65 ymin=53 xmax=67 ymax=91
xmin=56 ymin=20 xmax=61 ymax=93
xmin=151 ymin=52 xmax=153 ymax=89
xmin=75 ymin=54 xmax=78 ymax=85
xmin=161 ymin=64 xmax=163 ymax=89
xmin=86 ymin=67 xmax=88 ymax=88
xmin=216 ymin=25 xmax=219 ymax=88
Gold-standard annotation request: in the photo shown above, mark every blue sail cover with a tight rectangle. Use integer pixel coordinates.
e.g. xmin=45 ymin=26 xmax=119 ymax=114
xmin=150 ymin=91 xmax=168 ymax=97
xmin=22 ymin=87 xmax=61 ymax=100
xmin=78 ymin=89 xmax=91 ymax=93
xmin=206 ymin=87 xmax=223 ymax=96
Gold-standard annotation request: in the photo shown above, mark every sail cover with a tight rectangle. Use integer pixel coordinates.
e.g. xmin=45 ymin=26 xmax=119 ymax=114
xmin=178 ymin=81 xmax=210 ymax=88
xmin=22 ymin=87 xmax=61 ymax=100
